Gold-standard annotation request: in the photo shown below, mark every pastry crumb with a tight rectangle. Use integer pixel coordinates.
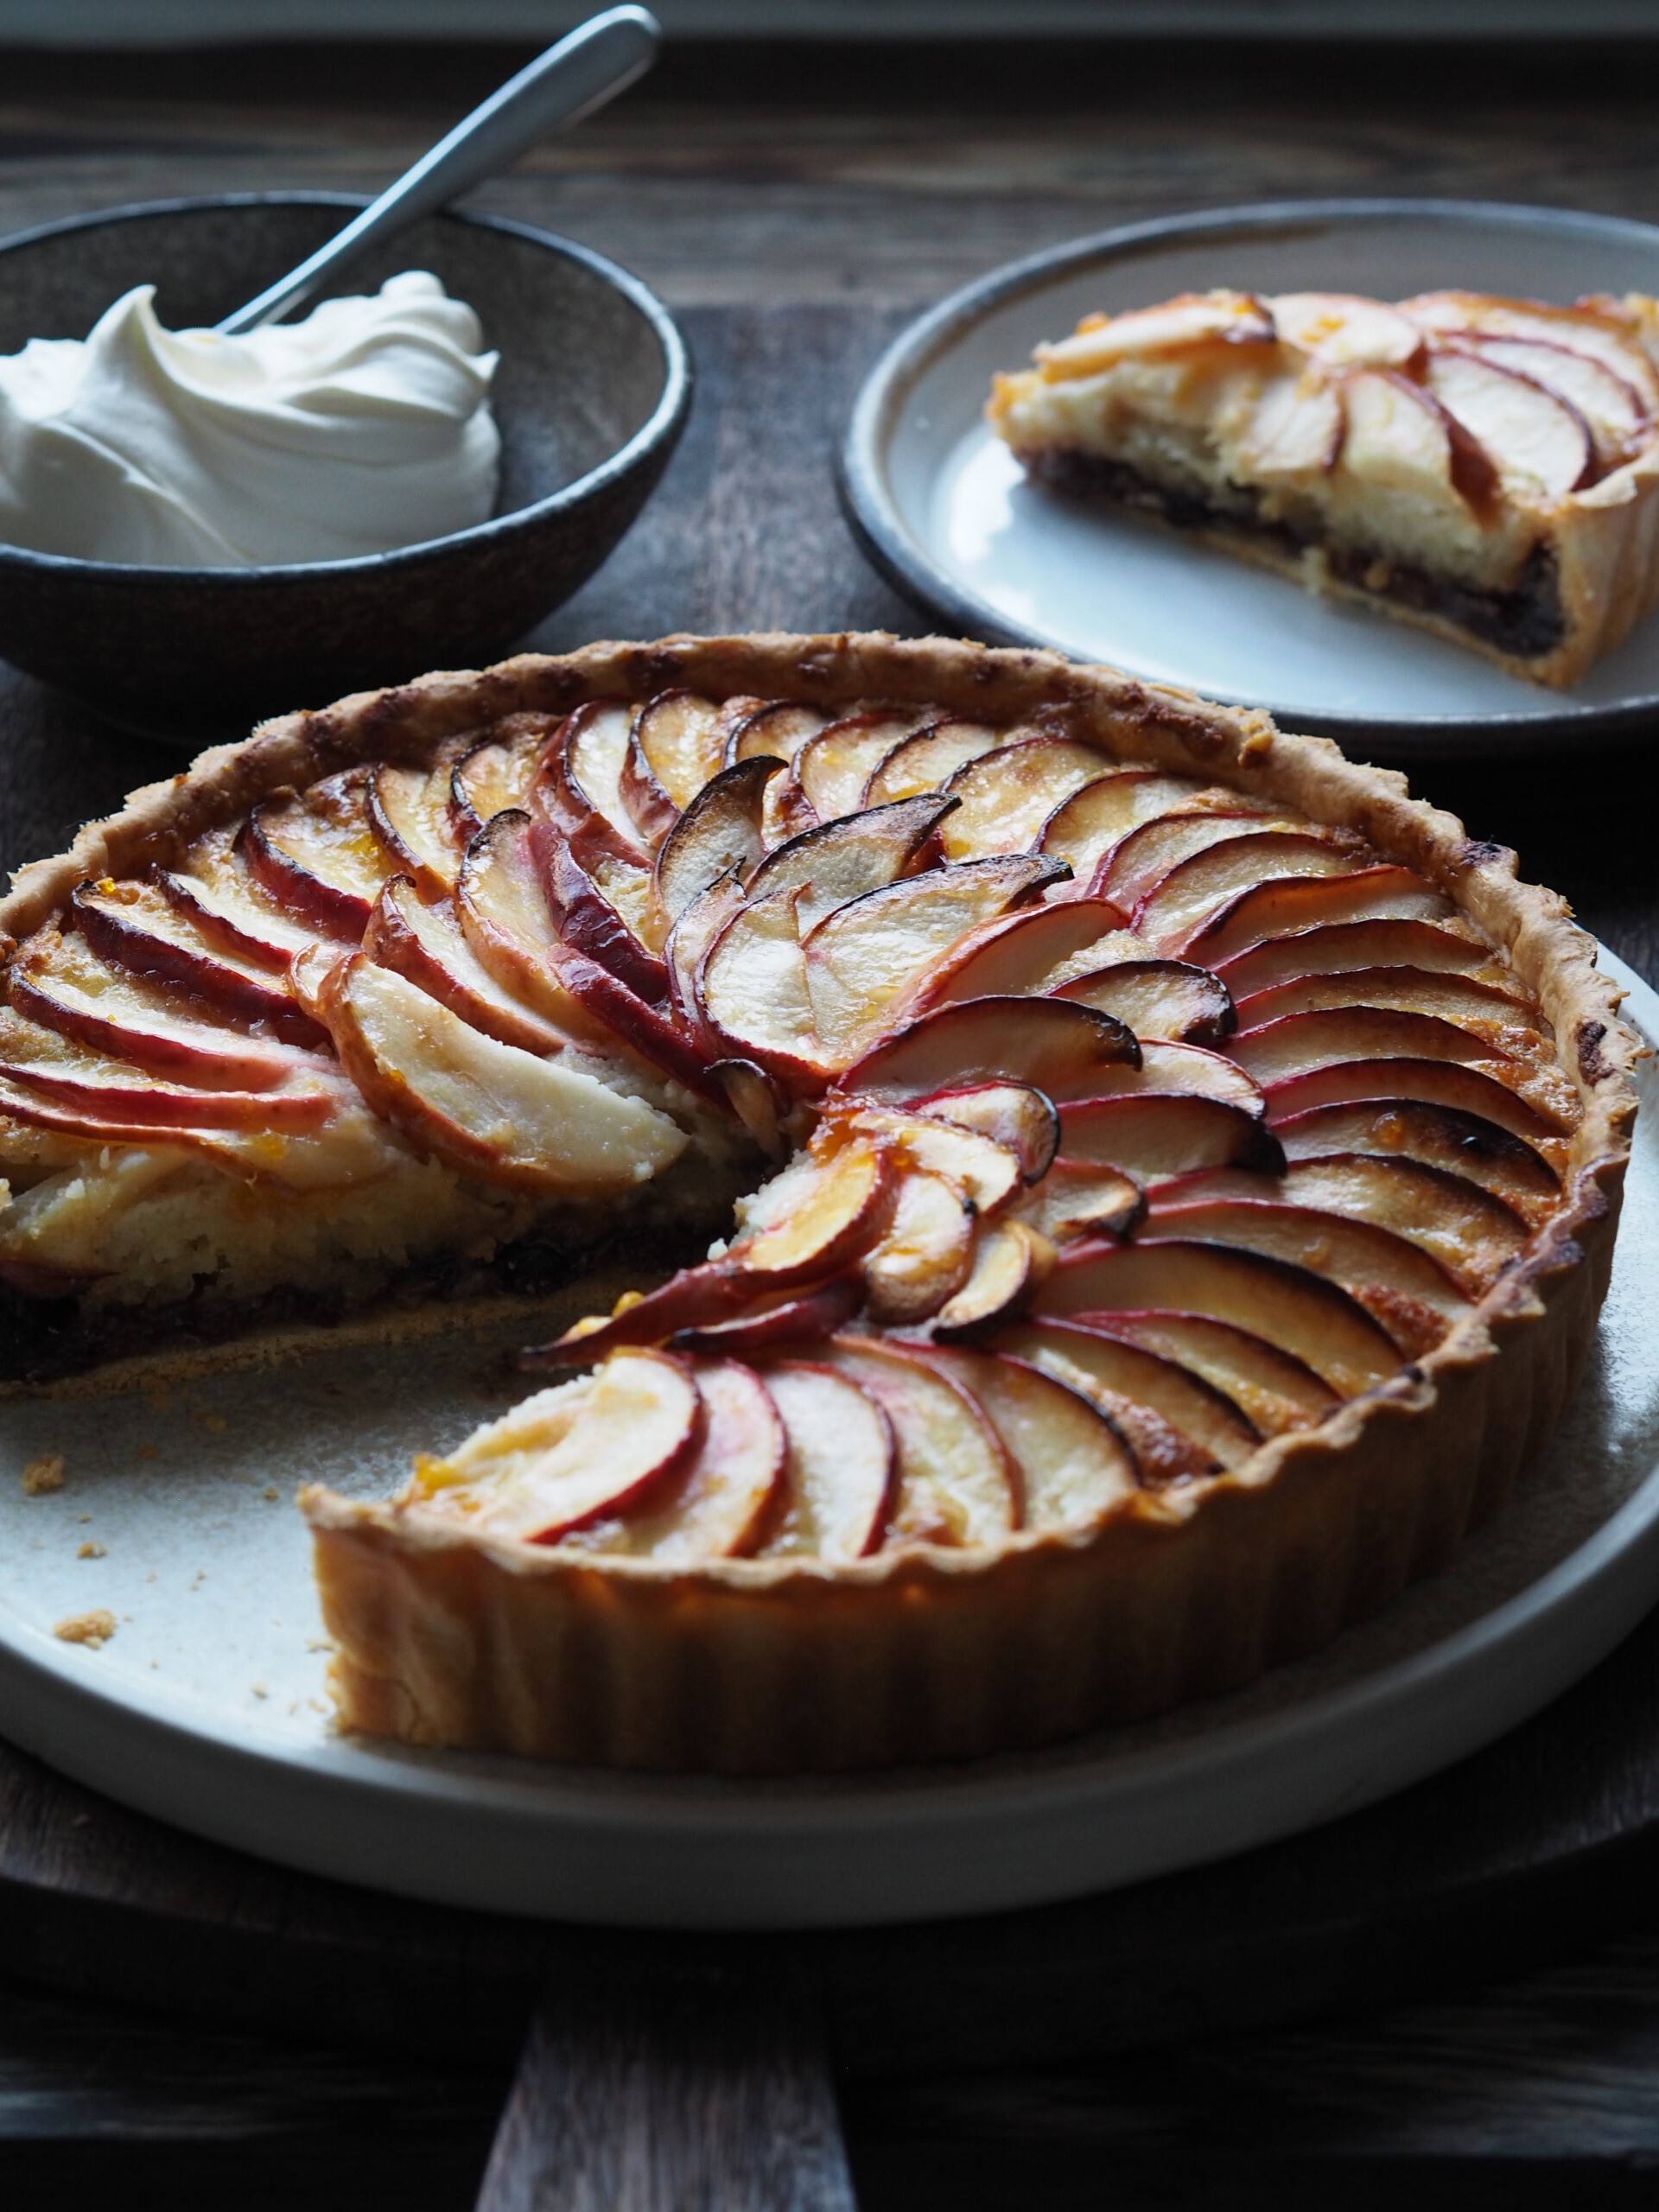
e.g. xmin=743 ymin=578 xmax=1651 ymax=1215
xmin=262 ymin=1484 xmax=279 ymax=1501
xmin=77 ymin=1540 xmax=106 ymax=1560
xmin=54 ymin=1609 xmax=115 ymax=1649
xmin=251 ymin=1682 xmax=268 ymax=1699
xmin=76 ymin=1511 xmax=91 ymax=1523
xmin=305 ymin=1637 xmax=334 ymax=1653
xmin=21 ymin=1453 xmax=66 ymax=1496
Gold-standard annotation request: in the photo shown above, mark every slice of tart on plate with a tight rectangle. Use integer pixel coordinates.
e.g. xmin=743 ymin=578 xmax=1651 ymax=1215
xmin=0 ymin=634 xmax=1637 ymax=1772
xmin=988 ymin=286 xmax=1659 ymax=686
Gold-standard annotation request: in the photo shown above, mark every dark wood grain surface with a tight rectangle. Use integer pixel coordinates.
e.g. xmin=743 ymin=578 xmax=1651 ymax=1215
xmin=6 ymin=35 xmax=1659 ymax=2209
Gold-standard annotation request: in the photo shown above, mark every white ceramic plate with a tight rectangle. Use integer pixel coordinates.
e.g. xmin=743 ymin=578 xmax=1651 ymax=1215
xmin=0 ymin=951 xmax=1655 ymax=1932
xmin=842 ymin=200 xmax=1659 ymax=757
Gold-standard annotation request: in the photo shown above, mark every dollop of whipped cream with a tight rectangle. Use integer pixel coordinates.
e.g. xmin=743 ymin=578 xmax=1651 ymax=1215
xmin=0 ymin=270 xmax=500 ymax=567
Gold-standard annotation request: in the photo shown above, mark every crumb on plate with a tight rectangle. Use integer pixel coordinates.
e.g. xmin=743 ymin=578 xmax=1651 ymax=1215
xmin=54 ymin=1609 xmax=115 ymax=1649
xmin=21 ymin=1452 xmax=66 ymax=1496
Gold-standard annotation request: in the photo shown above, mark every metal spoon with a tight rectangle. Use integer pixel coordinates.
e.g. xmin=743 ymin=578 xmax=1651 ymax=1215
xmin=216 ymin=4 xmax=660 ymax=336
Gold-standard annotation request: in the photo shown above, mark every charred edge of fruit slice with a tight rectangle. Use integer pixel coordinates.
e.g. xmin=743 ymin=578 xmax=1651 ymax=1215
xmin=839 ymin=995 xmax=1141 ymax=1104
xmin=653 ymin=756 xmax=785 ymax=926
xmin=909 ymin=1082 xmax=1062 ymax=1184
xmin=1053 ymin=958 xmax=1236 ymax=1045
xmin=1055 ymin=1093 xmax=1284 ymax=1180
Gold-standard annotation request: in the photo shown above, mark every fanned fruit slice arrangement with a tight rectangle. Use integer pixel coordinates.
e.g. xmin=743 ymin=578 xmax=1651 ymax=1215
xmin=0 ymin=635 xmax=1636 ymax=1774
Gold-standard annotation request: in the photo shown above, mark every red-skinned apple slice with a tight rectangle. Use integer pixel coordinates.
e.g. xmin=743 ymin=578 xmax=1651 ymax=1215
xmin=726 ymin=699 xmax=826 ymax=768
xmin=8 ymin=927 xmax=317 ymax=1090
xmin=697 ymin=885 xmax=833 ymax=1090
xmin=1426 ymin=348 xmax=1594 ymax=498
xmin=665 ymin=871 xmax=745 ymax=1038
xmin=1402 ymin=293 xmax=1659 ymax=407
xmin=71 ymin=876 xmax=323 ymax=1046
xmin=1184 ymin=866 xmax=1454 ymax=969
xmin=533 ymin=821 xmax=670 ymax=1005
xmin=450 ymin=717 xmax=553 ymax=841
xmin=709 ymin=1056 xmax=789 ymax=1160
xmin=910 ymin=897 xmax=1128 ymax=1013
xmin=795 ymin=710 xmax=937 ymax=823
xmin=420 ymin=1349 xmax=703 ymax=1547
xmin=1238 ymin=373 xmax=1345 ymax=475
xmin=244 ymin=771 xmax=391 ymax=940
xmin=1274 ymin=1097 xmax=1560 ymax=1226
xmin=933 ymin=1217 xmax=1056 ymax=1334
xmin=913 ymin=1345 xmax=1140 ymax=1530
xmin=1338 ymin=366 xmax=1499 ymax=515
xmin=1090 ymin=809 xmax=1296 ymax=913
xmin=1230 ymin=1005 xmax=1513 ymax=1088
xmin=1038 ymin=1237 xmax=1401 ymax=1395
xmin=823 ymin=1336 xmax=1018 ymax=1544
xmin=0 ymin=1006 xmax=336 ymax=1132
xmin=1270 ymin=293 xmax=1426 ymax=369
xmin=456 ymin=812 xmax=612 ymax=1044
xmin=1057 ymin=1091 xmax=1284 ymax=1179
xmin=653 ymin=755 xmax=784 ymax=926
xmin=863 ymin=718 xmax=1001 ymax=806
xmin=1465 ymin=335 xmax=1648 ymax=467
xmin=860 ymin=1166 xmax=976 ymax=1324
xmin=1085 ymin=1312 xmax=1338 ymax=1436
xmin=849 ymin=1105 xmax=1025 ymax=1213
xmin=575 ymin=1357 xmax=785 ymax=1561
xmin=532 ymin=700 xmax=651 ymax=868
xmin=1265 ymin=1056 xmax=1570 ymax=1152
xmin=364 ymin=876 xmax=568 ymax=1058
xmin=747 ymin=793 xmax=955 ymax=934
xmin=630 ymin=690 xmax=728 ymax=814
xmin=319 ymin=956 xmax=688 ymax=1195
xmin=1231 ymin=964 xmax=1539 ymax=1038
xmin=910 ymin=1082 xmax=1061 ymax=1184
xmin=756 ymin=1361 xmax=895 ymax=1561
xmin=670 ymin=1274 xmax=861 ymax=1356
xmin=1134 ymin=830 xmax=1368 ymax=955
xmin=1061 ymin=1039 xmax=1265 ymax=1117
xmin=804 ymin=855 xmax=1066 ymax=1063
xmin=840 ymin=995 xmax=1140 ymax=1106
xmin=535 ymin=931 xmax=721 ymax=1102
xmin=938 ymin=737 xmax=1114 ymax=860
xmin=1213 ymin=915 xmax=1512 ymax=999
xmin=1035 ymin=290 xmax=1276 ymax=378
xmin=1053 ymin=959 xmax=1236 ymax=1045
xmin=995 ymin=1317 xmax=1261 ymax=1478
xmin=1036 ymin=771 xmax=1229 ymax=879
xmin=159 ymin=825 xmax=320 ymax=971
xmin=366 ymin=760 xmax=467 ymax=899
xmin=1138 ymin=1197 xmax=1467 ymax=1353
xmin=1014 ymin=1160 xmax=1145 ymax=1245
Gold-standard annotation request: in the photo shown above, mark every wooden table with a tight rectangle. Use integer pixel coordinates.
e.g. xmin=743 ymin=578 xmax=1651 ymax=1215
xmin=7 ymin=33 xmax=1659 ymax=2209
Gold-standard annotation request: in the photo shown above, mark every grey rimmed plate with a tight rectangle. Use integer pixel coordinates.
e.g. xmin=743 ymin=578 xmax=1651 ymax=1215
xmin=842 ymin=200 xmax=1659 ymax=759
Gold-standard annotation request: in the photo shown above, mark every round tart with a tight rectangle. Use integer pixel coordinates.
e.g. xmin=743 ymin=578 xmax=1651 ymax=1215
xmin=0 ymin=634 xmax=1637 ymax=1772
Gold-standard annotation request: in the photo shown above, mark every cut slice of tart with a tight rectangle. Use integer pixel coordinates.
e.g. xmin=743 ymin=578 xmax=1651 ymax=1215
xmin=988 ymin=286 xmax=1659 ymax=685
xmin=0 ymin=631 xmax=1594 ymax=1772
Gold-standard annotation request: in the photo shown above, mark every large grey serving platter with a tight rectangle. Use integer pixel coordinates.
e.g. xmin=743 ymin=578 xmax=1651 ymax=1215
xmin=0 ymin=953 xmax=1654 ymax=1933
xmin=842 ymin=199 xmax=1659 ymax=758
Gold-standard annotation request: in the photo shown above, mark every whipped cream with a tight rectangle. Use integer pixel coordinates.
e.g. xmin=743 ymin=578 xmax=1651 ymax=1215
xmin=0 ymin=270 xmax=500 ymax=567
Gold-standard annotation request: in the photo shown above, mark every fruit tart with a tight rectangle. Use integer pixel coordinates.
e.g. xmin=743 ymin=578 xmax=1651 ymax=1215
xmin=0 ymin=634 xmax=1637 ymax=1773
xmin=988 ymin=287 xmax=1659 ymax=685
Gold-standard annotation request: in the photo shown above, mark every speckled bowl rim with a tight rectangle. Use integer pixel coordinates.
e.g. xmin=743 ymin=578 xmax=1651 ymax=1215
xmin=0 ymin=190 xmax=691 ymax=584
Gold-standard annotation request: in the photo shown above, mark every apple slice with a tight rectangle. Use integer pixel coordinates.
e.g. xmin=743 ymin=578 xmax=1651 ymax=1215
xmin=1230 ymin=1005 xmax=1511 ymax=1087
xmin=756 ymin=1360 xmax=895 ymax=1560
xmin=1037 ymin=771 xmax=1224 ymax=878
xmin=1061 ymin=1039 xmax=1265 ymax=1117
xmin=535 ymin=823 xmax=670 ymax=1004
xmin=1091 ymin=809 xmax=1293 ymax=913
xmin=911 ymin=1082 xmax=1060 ymax=1183
xmin=1185 ymin=866 xmax=1454 ymax=970
xmin=911 ymin=897 xmax=1128 ymax=1014
xmin=934 ymin=1217 xmax=1055 ymax=1334
xmin=456 ymin=812 xmax=611 ymax=1044
xmin=365 ymin=877 xmax=568 ymax=1058
xmin=1159 ymin=1153 xmax=1528 ymax=1295
xmin=796 ymin=710 xmax=938 ymax=823
xmin=1465 ymin=335 xmax=1648 ymax=467
xmin=1213 ymin=915 xmax=1514 ymax=1000
xmin=804 ymin=855 xmax=1065 ymax=1064
xmin=1265 ymin=1056 xmax=1568 ymax=1153
xmin=1058 ymin=1091 xmax=1283 ymax=1179
xmin=747 ymin=793 xmax=955 ymax=934
xmin=1237 ymin=373 xmax=1345 ymax=476
xmin=1338 ymin=366 xmax=1499 ymax=514
xmin=1034 ymin=290 xmax=1276 ymax=378
xmin=824 ymin=1336 xmax=1017 ymax=1544
xmin=995 ymin=1317 xmax=1261 ymax=1477
xmin=1274 ymin=1097 xmax=1560 ymax=1227
xmin=366 ymin=759 xmax=468 ymax=899
xmin=1014 ymin=1159 xmax=1145 ymax=1244
xmin=860 ymin=1166 xmax=976 ymax=1325
xmin=1087 ymin=1313 xmax=1338 ymax=1437
xmin=576 ymin=1357 xmax=785 ymax=1561
xmin=915 ymin=1345 xmax=1140 ymax=1530
xmin=653 ymin=755 xmax=782 ymax=926
xmin=71 ymin=875 xmax=323 ymax=1046
xmin=1038 ymin=1237 xmax=1400 ymax=1395
xmin=0 ymin=1006 xmax=337 ymax=1132
xmin=417 ymin=1349 xmax=702 ymax=1546
xmin=1134 ymin=830 xmax=1367 ymax=955
xmin=535 ymin=933 xmax=722 ymax=1102
xmin=9 ymin=926 xmax=316 ymax=1089
xmin=710 ymin=1056 xmax=789 ymax=1159
xmin=1426 ymin=348 xmax=1594 ymax=499
xmin=841 ymin=995 xmax=1139 ymax=1106
xmin=1402 ymin=293 xmax=1659 ymax=406
xmin=698 ymin=885 xmax=832 ymax=1089
xmin=671 ymin=1275 xmax=862 ymax=1356
xmin=665 ymin=872 xmax=746 ymax=1039
xmin=1138 ymin=1196 xmax=1468 ymax=1353
xmin=864 ymin=718 xmax=1001 ymax=806
xmin=622 ymin=690 xmax=727 ymax=819
xmin=1053 ymin=959 xmax=1235 ymax=1045
xmin=727 ymin=699 xmax=827 ymax=768
xmin=159 ymin=825 xmax=321 ymax=971
xmin=321 ymin=954 xmax=688 ymax=1192
xmin=245 ymin=771 xmax=391 ymax=939
xmin=938 ymin=737 xmax=1114 ymax=860
xmin=1269 ymin=292 xmax=1426 ymax=369
xmin=534 ymin=700 xmax=651 ymax=868
xmin=450 ymin=718 xmax=550 ymax=840
xmin=849 ymin=1105 xmax=1025 ymax=1213
xmin=1230 ymin=964 xmax=1539 ymax=1039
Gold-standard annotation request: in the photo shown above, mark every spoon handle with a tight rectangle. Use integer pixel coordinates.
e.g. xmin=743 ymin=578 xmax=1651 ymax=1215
xmin=216 ymin=4 xmax=660 ymax=336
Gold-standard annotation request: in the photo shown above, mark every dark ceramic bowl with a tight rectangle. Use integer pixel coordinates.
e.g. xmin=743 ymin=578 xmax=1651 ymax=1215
xmin=0 ymin=194 xmax=690 ymax=741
